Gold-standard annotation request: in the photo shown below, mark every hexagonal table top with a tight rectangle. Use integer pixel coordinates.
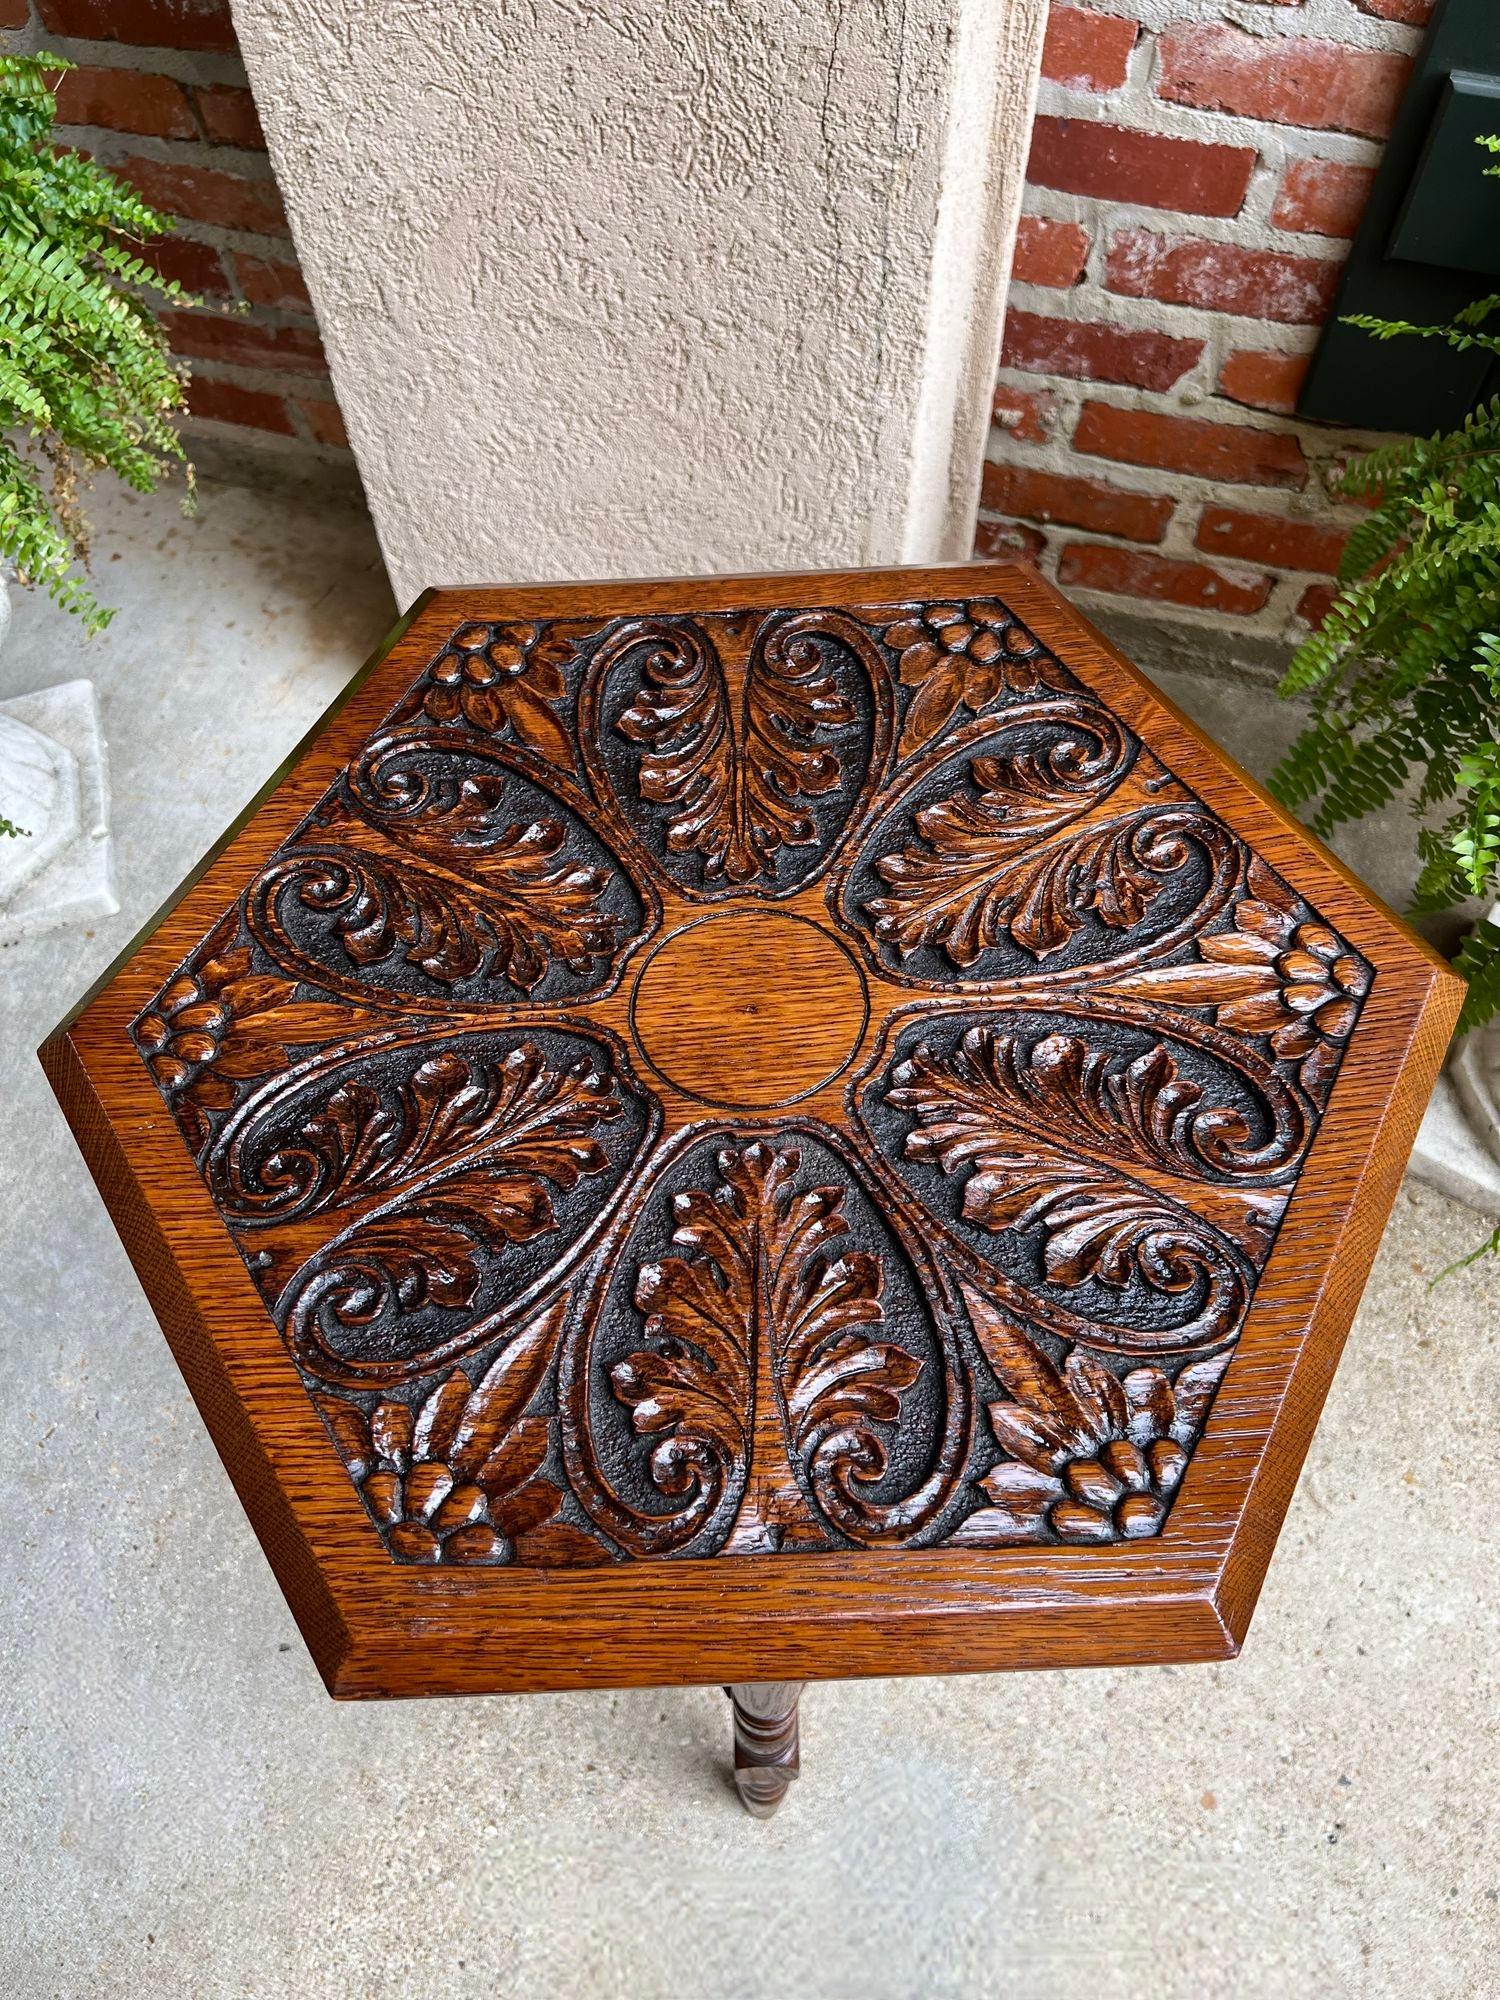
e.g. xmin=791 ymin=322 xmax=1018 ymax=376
xmin=42 ymin=563 xmax=1460 ymax=1700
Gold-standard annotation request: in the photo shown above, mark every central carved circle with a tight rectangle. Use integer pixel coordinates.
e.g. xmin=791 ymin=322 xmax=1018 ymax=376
xmin=630 ymin=911 xmax=869 ymax=1109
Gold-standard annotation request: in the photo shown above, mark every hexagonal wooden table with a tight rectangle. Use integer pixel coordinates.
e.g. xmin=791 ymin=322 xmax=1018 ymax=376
xmin=41 ymin=562 xmax=1460 ymax=1817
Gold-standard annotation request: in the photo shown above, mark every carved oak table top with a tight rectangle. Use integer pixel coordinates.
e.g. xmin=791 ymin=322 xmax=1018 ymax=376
xmin=43 ymin=563 xmax=1459 ymax=1811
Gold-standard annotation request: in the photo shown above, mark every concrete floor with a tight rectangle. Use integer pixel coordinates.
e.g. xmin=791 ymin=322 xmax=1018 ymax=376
xmin=2 ymin=483 xmax=1496 ymax=2000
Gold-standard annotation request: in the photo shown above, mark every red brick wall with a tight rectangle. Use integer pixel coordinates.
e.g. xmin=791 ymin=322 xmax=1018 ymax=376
xmin=0 ymin=0 xmax=348 ymax=459
xmin=980 ymin=0 xmax=1436 ymax=644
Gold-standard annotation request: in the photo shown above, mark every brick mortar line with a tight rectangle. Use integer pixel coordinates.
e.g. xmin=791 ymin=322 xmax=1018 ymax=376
xmin=139 ymin=218 xmax=299 ymax=257
xmin=183 ymin=413 xmax=350 ymax=457
xmin=0 ymin=22 xmax=250 ymax=89
xmin=1055 ymin=1 xmax=1420 ymax=63
xmin=1034 ymin=94 xmax=1398 ymax=159
xmin=988 ymin=354 xmax=1395 ymax=463
xmin=983 ymin=436 xmax=1375 ymax=522
xmin=978 ymin=493 xmax=1357 ymax=581
xmin=980 ymin=513 xmax=1338 ymax=606
xmin=1020 ymin=182 xmax=1381 ymax=238
xmin=1009 ymin=295 xmax=1347 ymax=380
xmin=1004 ymin=279 xmax=1331 ymax=353
xmin=55 ymin=123 xmax=277 ymax=179
xmin=1022 ymin=179 xmax=1381 ymax=245
xmin=978 ymin=517 xmax=1345 ymax=638
xmin=182 ymin=354 xmax=334 ymax=392
xmin=983 ymin=409 xmax=1381 ymax=514
xmin=1081 ymin=208 xmax=1365 ymax=262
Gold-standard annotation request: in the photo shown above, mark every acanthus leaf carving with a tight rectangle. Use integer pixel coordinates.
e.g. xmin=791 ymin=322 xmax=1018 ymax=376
xmin=215 ymin=1038 xmax=622 ymax=1226
xmin=983 ymin=1170 xmax=1214 ymax=1296
xmin=612 ymin=619 xmax=746 ymax=879
xmin=865 ymin=760 xmax=1219 ymax=968
xmin=880 ymin=1023 xmax=1252 ymax=1350
xmin=609 ymin=618 xmax=855 ymax=886
xmin=134 ymin=935 xmax=400 ymax=1155
xmin=267 ymin=1032 xmax=650 ymax=1387
xmin=885 ymin=1022 xmax=1280 ymax=1186
xmin=587 ymin=1139 xmax=947 ymax=1555
xmin=297 ymin=1207 xmax=486 ymax=1335
xmin=585 ymin=608 xmax=889 ymax=897
xmin=249 ymin=824 xmax=623 ymax=998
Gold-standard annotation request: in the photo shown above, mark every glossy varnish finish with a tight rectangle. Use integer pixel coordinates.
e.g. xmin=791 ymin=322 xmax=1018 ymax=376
xmin=40 ymin=563 xmax=1461 ymax=1700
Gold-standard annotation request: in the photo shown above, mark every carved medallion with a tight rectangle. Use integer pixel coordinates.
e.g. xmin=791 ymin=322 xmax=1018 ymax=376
xmin=629 ymin=911 xmax=869 ymax=1108
xmin=128 ymin=590 xmax=1377 ymax=1570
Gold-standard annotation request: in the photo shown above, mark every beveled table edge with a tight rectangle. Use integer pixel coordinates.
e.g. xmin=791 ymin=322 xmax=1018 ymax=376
xmin=39 ymin=561 xmax=1463 ymax=1697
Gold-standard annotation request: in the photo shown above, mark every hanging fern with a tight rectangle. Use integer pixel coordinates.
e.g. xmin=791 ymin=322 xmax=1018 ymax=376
xmin=1270 ymin=135 xmax=1500 ymax=1038
xmin=0 ymin=51 xmax=202 ymax=642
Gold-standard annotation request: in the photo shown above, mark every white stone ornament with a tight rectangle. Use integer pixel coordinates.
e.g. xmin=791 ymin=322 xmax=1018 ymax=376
xmin=1446 ymin=901 xmax=1500 ymax=1189
xmin=0 ymin=575 xmax=119 ymax=943
xmin=0 ymin=708 xmax=78 ymax=901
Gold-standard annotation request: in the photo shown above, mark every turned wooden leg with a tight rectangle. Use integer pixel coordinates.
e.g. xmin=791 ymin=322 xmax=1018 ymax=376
xmin=726 ymin=1681 xmax=801 ymax=1817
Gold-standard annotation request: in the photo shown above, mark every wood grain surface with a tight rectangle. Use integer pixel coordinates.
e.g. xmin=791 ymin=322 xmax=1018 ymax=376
xmin=39 ymin=561 xmax=1462 ymax=1699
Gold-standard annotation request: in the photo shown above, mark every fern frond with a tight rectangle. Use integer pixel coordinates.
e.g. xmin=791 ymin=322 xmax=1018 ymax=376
xmin=0 ymin=51 xmax=202 ymax=640
xmin=1456 ymin=920 xmax=1500 ymax=1032
xmin=1274 ymin=147 xmax=1500 ymax=1242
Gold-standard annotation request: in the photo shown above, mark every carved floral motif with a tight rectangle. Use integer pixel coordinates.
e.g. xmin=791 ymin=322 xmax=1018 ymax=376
xmin=874 ymin=600 xmax=1074 ymax=756
xmin=953 ymin=1288 xmax=1231 ymax=1545
xmin=1106 ymin=858 xmax=1372 ymax=1100
xmin=251 ymin=1032 xmax=650 ymax=1388
xmin=134 ymin=931 xmax=395 ymax=1156
xmin=423 ymin=619 xmax=599 ymax=768
xmin=317 ymin=1304 xmax=605 ymax=1564
xmin=133 ymin=595 xmax=1370 ymax=1565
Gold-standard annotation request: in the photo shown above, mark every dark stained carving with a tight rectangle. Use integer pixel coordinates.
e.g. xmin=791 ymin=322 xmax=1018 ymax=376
xmin=316 ymin=1303 xmax=608 ymax=1564
xmin=581 ymin=609 xmax=891 ymax=897
xmin=884 ymin=1020 xmax=1307 ymax=1187
xmin=860 ymin=1005 xmax=1294 ymax=1352
xmin=212 ymin=1036 xmax=623 ymax=1226
xmin=611 ymin=617 xmax=851 ymax=884
xmin=129 ymin=593 xmax=1371 ymax=1566
xmin=866 ymin=599 xmax=1076 ymax=757
xmin=133 ymin=924 xmax=398 ymax=1158
xmin=836 ymin=694 xmax=1250 ymax=989
xmin=562 ymin=1134 xmax=965 ymax=1559
xmin=260 ymin=1030 xmax=654 ymax=1391
xmin=952 ymin=1288 xmax=1231 ymax=1546
xmin=610 ymin=1142 xmax=921 ymax=1550
xmin=249 ymin=826 xmax=622 ymax=1000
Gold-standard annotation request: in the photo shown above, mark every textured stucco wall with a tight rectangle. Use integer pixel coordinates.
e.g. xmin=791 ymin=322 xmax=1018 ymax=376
xmin=228 ymin=0 xmax=1045 ymax=606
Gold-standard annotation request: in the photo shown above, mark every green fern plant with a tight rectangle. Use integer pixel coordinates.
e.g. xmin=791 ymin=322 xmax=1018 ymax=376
xmin=0 ymin=51 xmax=200 ymax=637
xmin=1271 ymin=134 xmax=1500 ymax=1039
xmin=0 ymin=51 xmax=206 ymax=836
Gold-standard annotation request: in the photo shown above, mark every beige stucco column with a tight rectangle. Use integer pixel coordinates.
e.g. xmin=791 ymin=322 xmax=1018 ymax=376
xmin=229 ymin=1 xmax=1045 ymax=607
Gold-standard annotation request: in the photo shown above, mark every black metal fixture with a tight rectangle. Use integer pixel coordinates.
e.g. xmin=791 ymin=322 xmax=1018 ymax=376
xmin=1299 ymin=0 xmax=1500 ymax=434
